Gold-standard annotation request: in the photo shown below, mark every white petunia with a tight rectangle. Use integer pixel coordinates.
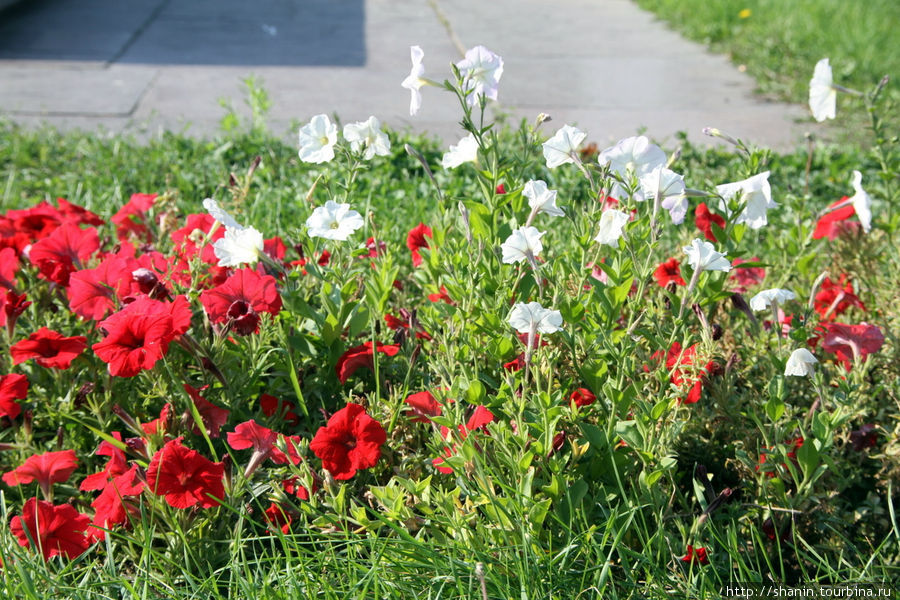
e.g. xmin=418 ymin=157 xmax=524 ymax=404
xmin=501 ymin=227 xmax=545 ymax=264
xmin=401 ymin=45 xmax=427 ymax=116
xmin=542 ymin=125 xmax=586 ymax=169
xmin=456 ymin=45 xmax=504 ymax=107
xmin=682 ymin=238 xmax=732 ymax=272
xmin=306 ymin=200 xmax=365 ymax=241
xmin=784 ymin=348 xmax=818 ymax=377
xmin=593 ymin=209 xmax=630 ymax=247
xmin=640 ymin=166 xmax=687 ymax=224
xmin=212 ymin=226 xmax=264 ymax=267
xmin=441 ymin=133 xmax=479 ymax=169
xmin=809 ymin=58 xmax=836 ymax=122
xmin=716 ymin=171 xmax=775 ymax=230
xmin=523 ymin=180 xmax=565 ymax=218
xmin=343 ymin=116 xmax=391 ymax=160
xmin=749 ymin=288 xmax=796 ymax=312
xmin=508 ymin=301 xmax=564 ymax=335
xmin=849 ymin=170 xmax=872 ymax=233
xmin=298 ymin=114 xmax=339 ymax=164
xmin=203 ymin=198 xmax=243 ymax=231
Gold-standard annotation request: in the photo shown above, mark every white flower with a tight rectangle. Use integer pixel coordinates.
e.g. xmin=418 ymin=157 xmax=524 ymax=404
xmin=542 ymin=125 xmax=586 ymax=169
xmin=749 ymin=288 xmax=796 ymax=312
xmin=441 ymin=133 xmax=479 ymax=169
xmin=598 ymin=135 xmax=667 ymax=180
xmin=784 ymin=348 xmax=818 ymax=377
xmin=523 ymin=180 xmax=564 ymax=218
xmin=809 ymin=58 xmax=836 ymax=122
xmin=203 ymin=198 xmax=243 ymax=231
xmin=456 ymin=45 xmax=504 ymax=106
xmin=508 ymin=302 xmax=564 ymax=335
xmin=343 ymin=116 xmax=391 ymax=160
xmin=716 ymin=171 xmax=775 ymax=229
xmin=401 ymin=45 xmax=427 ymax=116
xmin=682 ymin=238 xmax=732 ymax=272
xmin=849 ymin=170 xmax=872 ymax=233
xmin=298 ymin=114 xmax=339 ymax=164
xmin=212 ymin=226 xmax=264 ymax=267
xmin=593 ymin=209 xmax=630 ymax=247
xmin=640 ymin=166 xmax=687 ymax=224
xmin=501 ymin=227 xmax=545 ymax=264
xmin=306 ymin=200 xmax=365 ymax=241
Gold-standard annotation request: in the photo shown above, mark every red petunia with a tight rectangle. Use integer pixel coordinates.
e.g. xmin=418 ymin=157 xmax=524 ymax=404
xmin=1 ymin=290 xmax=31 ymax=337
xmin=433 ymin=405 xmax=494 ymax=474
xmin=27 ymin=223 xmax=100 ymax=287
xmin=146 ymin=437 xmax=225 ymax=509
xmin=67 ymin=255 xmax=133 ymax=320
xmin=680 ymin=545 xmax=709 ymax=566
xmin=364 ymin=236 xmax=387 ymax=258
xmin=141 ymin=403 xmax=173 ymax=437
xmin=653 ymin=258 xmax=686 ymax=288
xmin=335 ymin=341 xmax=401 ymax=384
xmin=10 ymin=327 xmax=87 ymax=369
xmin=427 ymin=285 xmax=454 ymax=304
xmin=171 ymin=213 xmax=224 ymax=263
xmin=184 ymin=384 xmax=230 ymax=439
xmin=694 ymin=203 xmax=725 ymax=242
xmin=2 ymin=449 xmax=79 ymax=498
xmin=405 ymin=391 xmax=442 ymax=423
xmin=10 ymin=498 xmax=91 ymax=560
xmin=200 ymin=268 xmax=282 ymax=335
xmin=0 ymin=373 xmax=29 ymax=420
xmin=812 ymin=197 xmax=860 ymax=240
xmin=0 ymin=247 xmax=19 ymax=290
xmin=80 ymin=432 xmax=128 ymax=492
xmin=309 ymin=403 xmax=386 ymax=480
xmin=87 ymin=465 xmax=145 ymax=542
xmin=111 ymin=193 xmax=157 ymax=242
xmin=407 ymin=223 xmax=433 ymax=267
xmin=757 ymin=436 xmax=804 ymax=478
xmin=814 ymin=275 xmax=865 ymax=321
xmin=263 ymin=501 xmax=293 ymax=534
xmin=821 ymin=322 xmax=884 ymax=369
xmin=227 ymin=419 xmax=300 ymax=477
xmin=656 ymin=342 xmax=718 ymax=404
xmin=729 ymin=257 xmax=766 ymax=293
xmin=384 ymin=312 xmax=431 ymax=340
xmin=260 ymin=393 xmax=300 ymax=426
xmin=569 ymin=388 xmax=596 ymax=408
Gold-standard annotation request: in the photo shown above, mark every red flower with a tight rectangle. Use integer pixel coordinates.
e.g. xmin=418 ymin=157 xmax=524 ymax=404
xmin=384 ymin=312 xmax=431 ymax=340
xmin=656 ymin=342 xmax=718 ymax=404
xmin=680 ymin=545 xmax=709 ymax=566
xmin=1 ymin=290 xmax=31 ymax=337
xmin=260 ymin=394 xmax=300 ymax=426
xmin=821 ymin=322 xmax=884 ymax=369
xmin=813 ymin=197 xmax=860 ymax=240
xmin=729 ymin=257 xmax=765 ymax=293
xmin=263 ymin=502 xmax=293 ymax=534
xmin=200 ymin=268 xmax=282 ymax=335
xmin=427 ymin=285 xmax=454 ymax=304
xmin=309 ymin=403 xmax=386 ymax=480
xmin=55 ymin=198 xmax=104 ymax=227
xmin=171 ymin=213 xmax=224 ymax=263
xmin=0 ymin=247 xmax=19 ymax=290
xmin=141 ymin=403 xmax=173 ymax=437
xmin=495 ymin=183 xmax=507 ymax=195
xmin=814 ymin=275 xmax=865 ymax=321
xmin=111 ymin=193 xmax=157 ymax=241
xmin=0 ymin=373 xmax=29 ymax=420
xmin=335 ymin=341 xmax=401 ymax=384
xmin=405 ymin=391 xmax=442 ymax=423
xmin=433 ymin=405 xmax=494 ymax=474
xmin=569 ymin=388 xmax=596 ymax=408
xmin=653 ymin=258 xmax=686 ymax=288
xmin=80 ymin=432 xmax=128 ymax=491
xmin=87 ymin=465 xmax=144 ymax=542
xmin=364 ymin=236 xmax=387 ymax=258
xmin=146 ymin=437 xmax=225 ymax=509
xmin=407 ymin=223 xmax=433 ymax=267
xmin=694 ymin=203 xmax=725 ymax=242
xmin=10 ymin=498 xmax=91 ymax=560
xmin=67 ymin=255 xmax=132 ymax=320
xmin=227 ymin=420 xmax=300 ymax=477
xmin=27 ymin=223 xmax=99 ymax=287
xmin=10 ymin=327 xmax=87 ymax=369
xmin=184 ymin=384 xmax=230 ymax=439
xmin=2 ymin=449 xmax=78 ymax=498
xmin=757 ymin=437 xmax=804 ymax=478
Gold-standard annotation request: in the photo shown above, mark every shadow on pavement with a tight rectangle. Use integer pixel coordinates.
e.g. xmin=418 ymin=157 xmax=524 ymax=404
xmin=0 ymin=0 xmax=366 ymax=66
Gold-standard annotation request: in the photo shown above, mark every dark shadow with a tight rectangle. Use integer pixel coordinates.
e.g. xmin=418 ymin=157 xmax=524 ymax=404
xmin=0 ymin=0 xmax=366 ymax=66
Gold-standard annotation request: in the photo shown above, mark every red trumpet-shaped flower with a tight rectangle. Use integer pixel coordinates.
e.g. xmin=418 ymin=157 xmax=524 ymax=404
xmin=680 ymin=545 xmax=709 ymax=566
xmin=694 ymin=203 xmax=725 ymax=243
xmin=335 ymin=341 xmax=401 ymax=384
xmin=146 ymin=437 xmax=225 ymax=509
xmin=653 ymin=258 xmax=685 ymax=288
xmin=433 ymin=405 xmax=494 ymax=474
xmin=812 ymin=197 xmax=860 ymax=240
xmin=0 ymin=373 xmax=29 ymax=420
xmin=310 ymin=403 xmax=385 ymax=480
xmin=10 ymin=498 xmax=92 ymax=560
xmin=87 ymin=465 xmax=145 ymax=542
xmin=406 ymin=223 xmax=433 ymax=267
xmin=821 ymin=322 xmax=884 ymax=370
xmin=27 ymin=223 xmax=100 ymax=287
xmin=10 ymin=327 xmax=87 ymax=370
xmin=2 ymin=449 xmax=79 ymax=499
xmin=200 ymin=268 xmax=282 ymax=335
xmin=405 ymin=391 xmax=442 ymax=423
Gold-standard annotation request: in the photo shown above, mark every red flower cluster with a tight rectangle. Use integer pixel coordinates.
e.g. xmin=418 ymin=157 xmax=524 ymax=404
xmin=653 ymin=258 xmax=686 ymax=288
xmin=310 ymin=403 xmax=386 ymax=480
xmin=0 ymin=373 xmax=29 ymax=419
xmin=11 ymin=498 xmax=92 ymax=560
xmin=820 ymin=322 xmax=884 ymax=370
xmin=405 ymin=391 xmax=442 ymax=422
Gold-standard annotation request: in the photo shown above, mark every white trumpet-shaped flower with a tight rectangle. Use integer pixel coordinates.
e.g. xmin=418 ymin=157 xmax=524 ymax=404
xmin=442 ymin=133 xmax=479 ymax=169
xmin=640 ymin=166 xmax=687 ymax=224
xmin=298 ymin=114 xmax=339 ymax=164
xmin=508 ymin=302 xmax=563 ymax=335
xmin=523 ymin=180 xmax=564 ymax=218
xmin=785 ymin=348 xmax=818 ymax=377
xmin=716 ymin=171 xmax=775 ymax=230
xmin=682 ymin=238 xmax=732 ymax=272
xmin=749 ymin=288 xmax=796 ymax=312
xmin=593 ymin=209 xmax=630 ymax=247
xmin=343 ymin=116 xmax=391 ymax=160
xmin=501 ymin=227 xmax=545 ymax=264
xmin=401 ymin=45 xmax=427 ymax=116
xmin=203 ymin=198 xmax=264 ymax=267
xmin=542 ymin=125 xmax=586 ymax=169
xmin=849 ymin=170 xmax=872 ymax=233
xmin=809 ymin=58 xmax=836 ymax=122
xmin=456 ymin=45 xmax=504 ymax=106
xmin=306 ymin=200 xmax=365 ymax=241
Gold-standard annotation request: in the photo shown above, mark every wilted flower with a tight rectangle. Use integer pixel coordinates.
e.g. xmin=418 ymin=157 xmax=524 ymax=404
xmin=306 ymin=200 xmax=365 ymax=241
xmin=542 ymin=125 xmax=586 ymax=169
xmin=343 ymin=116 xmax=391 ymax=160
xmin=501 ymin=226 xmax=545 ymax=264
xmin=682 ymin=239 xmax=732 ymax=272
xmin=508 ymin=302 xmax=563 ymax=335
xmin=523 ymin=180 xmax=565 ymax=218
xmin=441 ymin=133 xmax=479 ymax=169
xmin=298 ymin=114 xmax=339 ymax=164
xmin=716 ymin=172 xmax=775 ymax=229
xmin=401 ymin=45 xmax=427 ymax=116
xmin=784 ymin=348 xmax=818 ymax=377
xmin=456 ymin=45 xmax=504 ymax=106
xmin=749 ymin=288 xmax=796 ymax=312
xmin=593 ymin=209 xmax=630 ymax=247
xmin=809 ymin=58 xmax=836 ymax=122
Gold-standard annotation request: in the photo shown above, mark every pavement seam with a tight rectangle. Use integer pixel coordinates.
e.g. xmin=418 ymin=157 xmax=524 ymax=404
xmin=106 ymin=0 xmax=173 ymax=67
xmin=426 ymin=0 xmax=466 ymax=58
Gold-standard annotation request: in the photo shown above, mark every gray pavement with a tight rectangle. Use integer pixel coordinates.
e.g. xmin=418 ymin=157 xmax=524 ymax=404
xmin=0 ymin=0 xmax=810 ymax=151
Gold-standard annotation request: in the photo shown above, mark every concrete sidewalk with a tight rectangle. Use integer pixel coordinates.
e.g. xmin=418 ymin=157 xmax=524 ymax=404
xmin=0 ymin=0 xmax=809 ymax=150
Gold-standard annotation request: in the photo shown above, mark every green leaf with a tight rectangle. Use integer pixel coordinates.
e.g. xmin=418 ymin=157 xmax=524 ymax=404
xmin=615 ymin=420 xmax=644 ymax=450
